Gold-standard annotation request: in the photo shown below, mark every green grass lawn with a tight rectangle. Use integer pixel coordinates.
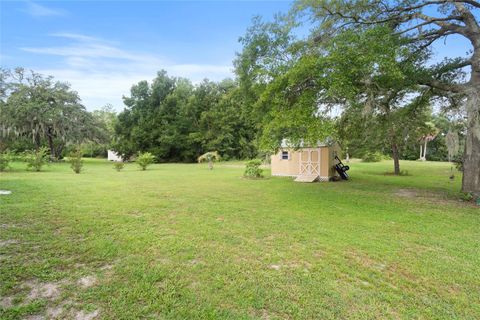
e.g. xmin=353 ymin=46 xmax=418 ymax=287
xmin=0 ymin=159 xmax=479 ymax=319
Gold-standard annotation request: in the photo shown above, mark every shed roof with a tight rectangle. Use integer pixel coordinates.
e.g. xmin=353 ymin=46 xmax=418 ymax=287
xmin=280 ymin=138 xmax=335 ymax=148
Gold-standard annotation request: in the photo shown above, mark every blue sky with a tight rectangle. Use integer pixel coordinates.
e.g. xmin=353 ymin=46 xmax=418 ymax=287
xmin=0 ymin=1 xmax=475 ymax=111
xmin=1 ymin=1 xmax=292 ymax=110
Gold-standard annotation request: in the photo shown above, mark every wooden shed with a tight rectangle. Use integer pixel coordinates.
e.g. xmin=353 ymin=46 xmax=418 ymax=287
xmin=270 ymin=141 xmax=342 ymax=182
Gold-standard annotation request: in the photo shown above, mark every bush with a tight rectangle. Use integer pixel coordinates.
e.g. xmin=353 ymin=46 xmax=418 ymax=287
xmin=137 ymin=152 xmax=155 ymax=170
xmin=24 ymin=147 xmax=49 ymax=172
xmin=197 ymin=151 xmax=220 ymax=170
xmin=113 ymin=162 xmax=125 ymax=172
xmin=362 ymin=152 xmax=383 ymax=162
xmin=68 ymin=148 xmax=84 ymax=174
xmin=244 ymin=159 xmax=263 ymax=178
xmin=0 ymin=151 xmax=13 ymax=172
xmin=460 ymin=192 xmax=473 ymax=202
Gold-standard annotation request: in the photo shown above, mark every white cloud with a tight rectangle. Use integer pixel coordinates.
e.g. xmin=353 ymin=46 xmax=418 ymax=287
xmin=21 ymin=33 xmax=233 ymax=111
xmin=24 ymin=2 xmax=66 ymax=17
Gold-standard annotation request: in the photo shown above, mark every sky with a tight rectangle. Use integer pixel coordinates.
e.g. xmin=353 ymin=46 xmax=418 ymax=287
xmin=0 ymin=0 xmax=292 ymax=110
xmin=0 ymin=1 xmax=475 ymax=112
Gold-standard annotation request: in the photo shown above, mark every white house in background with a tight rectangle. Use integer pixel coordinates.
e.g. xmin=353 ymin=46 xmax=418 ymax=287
xmin=107 ymin=150 xmax=123 ymax=162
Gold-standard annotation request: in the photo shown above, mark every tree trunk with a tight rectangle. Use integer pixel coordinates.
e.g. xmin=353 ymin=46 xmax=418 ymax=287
xmin=47 ymin=134 xmax=55 ymax=160
xmin=55 ymin=143 xmax=65 ymax=160
xmin=462 ymin=86 xmax=480 ymax=197
xmin=419 ymin=145 xmax=423 ymax=160
xmin=34 ymin=131 xmax=41 ymax=150
xmin=423 ymin=139 xmax=428 ymax=160
xmin=392 ymin=143 xmax=400 ymax=175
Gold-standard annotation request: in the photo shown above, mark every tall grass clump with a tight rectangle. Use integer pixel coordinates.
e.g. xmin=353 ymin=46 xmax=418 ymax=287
xmin=244 ymin=159 xmax=263 ymax=178
xmin=198 ymin=151 xmax=220 ymax=170
xmin=137 ymin=152 xmax=155 ymax=171
xmin=68 ymin=148 xmax=84 ymax=174
xmin=24 ymin=147 xmax=49 ymax=172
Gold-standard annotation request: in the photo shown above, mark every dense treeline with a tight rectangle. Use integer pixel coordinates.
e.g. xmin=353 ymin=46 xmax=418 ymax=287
xmin=0 ymin=60 xmax=466 ymax=166
xmin=113 ymin=71 xmax=257 ymax=162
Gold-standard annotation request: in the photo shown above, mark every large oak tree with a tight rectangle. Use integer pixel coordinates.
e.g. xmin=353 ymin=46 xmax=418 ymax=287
xmin=0 ymin=68 xmax=106 ymax=159
xmin=296 ymin=0 xmax=480 ymax=195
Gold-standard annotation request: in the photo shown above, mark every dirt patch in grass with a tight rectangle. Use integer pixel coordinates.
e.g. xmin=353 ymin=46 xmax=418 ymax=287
xmin=24 ymin=280 xmax=62 ymax=301
xmin=394 ymin=189 xmax=418 ymax=198
xmin=46 ymin=305 xmax=65 ymax=318
xmin=188 ymin=258 xmax=203 ymax=266
xmin=127 ymin=210 xmax=143 ymax=217
xmin=267 ymin=260 xmax=313 ymax=272
xmin=78 ymin=275 xmax=97 ymax=288
xmin=100 ymin=264 xmax=114 ymax=271
xmin=0 ymin=239 xmax=19 ymax=247
xmin=15 ymin=278 xmax=99 ymax=318
xmin=393 ymin=188 xmax=475 ymax=208
xmin=74 ymin=309 xmax=99 ymax=320
xmin=154 ymin=258 xmax=171 ymax=265
xmin=24 ymin=315 xmax=45 ymax=320
xmin=250 ymin=307 xmax=287 ymax=320
xmin=45 ymin=300 xmax=73 ymax=319
xmin=260 ymin=309 xmax=271 ymax=320
xmin=395 ymin=188 xmax=456 ymax=201
xmin=0 ymin=296 xmax=13 ymax=308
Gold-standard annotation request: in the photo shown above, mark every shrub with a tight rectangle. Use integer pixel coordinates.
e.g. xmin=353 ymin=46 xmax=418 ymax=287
xmin=24 ymin=147 xmax=49 ymax=172
xmin=0 ymin=151 xmax=13 ymax=172
xmin=68 ymin=148 xmax=84 ymax=174
xmin=362 ymin=152 xmax=383 ymax=162
xmin=460 ymin=192 xmax=473 ymax=202
xmin=137 ymin=152 xmax=155 ymax=170
xmin=244 ymin=159 xmax=263 ymax=178
xmin=113 ymin=162 xmax=125 ymax=172
xmin=197 ymin=151 xmax=220 ymax=170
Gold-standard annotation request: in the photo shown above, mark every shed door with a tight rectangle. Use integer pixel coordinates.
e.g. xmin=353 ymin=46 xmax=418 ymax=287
xmin=299 ymin=149 xmax=320 ymax=176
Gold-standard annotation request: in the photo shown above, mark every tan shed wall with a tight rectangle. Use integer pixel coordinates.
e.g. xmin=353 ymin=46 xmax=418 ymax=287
xmin=320 ymin=147 xmax=330 ymax=177
xmin=270 ymin=149 xmax=301 ymax=176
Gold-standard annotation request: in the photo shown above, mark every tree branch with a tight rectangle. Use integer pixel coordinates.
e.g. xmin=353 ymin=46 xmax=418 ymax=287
xmin=418 ymin=78 xmax=465 ymax=93
xmin=397 ymin=15 xmax=464 ymax=35
xmin=414 ymin=13 xmax=469 ymax=36
xmin=453 ymin=2 xmax=480 ymax=40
